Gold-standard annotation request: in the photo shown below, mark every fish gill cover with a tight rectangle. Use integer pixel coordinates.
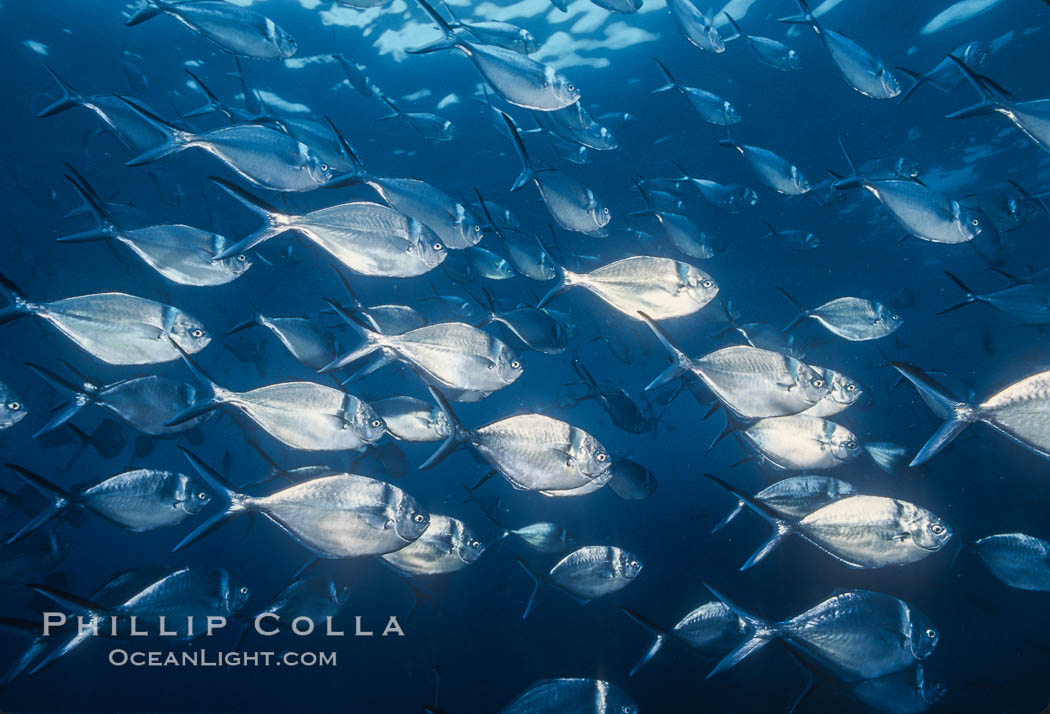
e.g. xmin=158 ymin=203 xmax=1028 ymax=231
xmin=0 ymin=0 xmax=1049 ymax=711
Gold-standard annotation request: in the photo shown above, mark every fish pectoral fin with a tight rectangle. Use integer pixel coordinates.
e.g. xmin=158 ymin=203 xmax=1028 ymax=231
xmin=890 ymin=532 xmax=910 ymax=542
xmin=359 ymin=511 xmax=393 ymax=530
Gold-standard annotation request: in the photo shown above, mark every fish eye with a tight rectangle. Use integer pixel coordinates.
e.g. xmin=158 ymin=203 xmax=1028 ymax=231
xmin=474 ymin=224 xmax=481 ymax=232
xmin=191 ymin=328 xmax=205 ymax=338
xmin=813 ymin=379 xmax=825 ymax=388
xmin=930 ymin=524 xmax=944 ymax=535
xmin=198 ymin=492 xmax=207 ymax=500
xmin=603 ymin=207 xmax=609 ymax=214
xmin=370 ymin=419 xmax=382 ymax=428
xmin=236 ymin=254 xmax=247 ymax=262
xmin=510 ymin=360 xmax=521 ymax=369
xmin=891 ymin=314 xmax=900 ymax=321
xmin=629 ymin=560 xmax=638 ymax=568
xmin=596 ymin=453 xmax=607 ymax=462
xmin=971 ymin=218 xmax=979 ymax=226
xmin=925 ymin=628 xmax=936 ymax=639
xmin=433 ymin=242 xmax=444 ymax=251
xmin=240 ymin=586 xmax=248 ymax=595
xmin=321 ymin=164 xmax=329 ymax=172
xmin=701 ymin=279 xmax=713 ymax=288
xmin=846 ymin=384 xmax=857 ymax=392
xmin=7 ymin=402 xmax=20 ymax=411
xmin=845 ymin=440 xmax=858 ymax=449
xmin=471 ymin=540 xmax=480 ymax=548
xmin=567 ymin=83 xmax=575 ymax=92
xmin=414 ymin=513 xmax=425 ymax=523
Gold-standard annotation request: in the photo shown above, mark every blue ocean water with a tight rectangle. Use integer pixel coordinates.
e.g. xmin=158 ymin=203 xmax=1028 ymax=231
xmin=1 ymin=0 xmax=1049 ymax=711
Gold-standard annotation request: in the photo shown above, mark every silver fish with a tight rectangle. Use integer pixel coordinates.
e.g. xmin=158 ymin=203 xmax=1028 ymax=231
xmin=832 ymin=139 xmax=984 ymax=243
xmin=540 ymin=256 xmax=718 ymax=321
xmin=409 ymin=0 xmax=580 ymax=111
xmin=478 ymin=301 xmax=570 ymax=355
xmin=540 ymin=103 xmax=618 ymax=151
xmin=7 ymin=465 xmax=211 ymax=542
xmin=973 ymin=533 xmax=1050 ymax=591
xmin=706 ymin=474 xmax=953 ymax=570
xmin=668 ymin=166 xmax=759 ymax=212
xmin=632 ymin=207 xmax=724 ymax=260
xmin=667 ymin=0 xmax=725 ymax=53
xmin=921 ymin=0 xmax=1005 ymax=35
xmin=126 ymin=0 xmax=297 ymax=59
xmin=28 ymin=567 xmax=250 ymax=675
xmin=211 ymin=178 xmax=446 ymax=278
xmin=168 ymin=351 xmax=385 ymax=452
xmin=713 ymin=475 xmax=856 ymax=533
xmin=174 ymin=450 xmax=429 ymax=558
xmin=503 ymin=112 xmax=610 ymax=237
xmin=124 ymin=103 xmax=332 ymax=192
xmin=623 ymin=602 xmax=746 ymax=675
xmin=0 ymin=381 xmax=26 ymax=431
xmin=227 ymin=312 xmax=340 ymax=371
xmin=517 ymin=546 xmax=642 ymax=618
xmin=724 ymin=12 xmax=801 ymax=71
xmin=26 ymin=361 xmax=206 ymax=437
xmin=500 ymin=522 xmax=568 ymax=553
xmin=780 ymin=288 xmax=902 ymax=341
xmin=761 ymin=220 xmax=818 ymax=251
xmin=377 ymin=94 xmax=454 ymax=142
xmin=938 ymin=270 xmax=1050 ymax=325
xmin=422 ymin=387 xmax=611 ymax=494
xmin=381 ymin=514 xmax=486 ymax=575
xmin=705 ymin=585 xmax=939 ymax=682
xmin=373 ymin=396 xmax=451 ymax=442
xmin=897 ymin=41 xmax=988 ymax=103
xmin=500 ymin=679 xmax=638 ymax=714
xmin=60 ymin=168 xmax=249 ymax=286
xmin=446 ymin=5 xmax=537 ymax=55
xmin=607 ymin=459 xmax=658 ymax=501
xmin=780 ymin=0 xmax=900 ymax=99
xmin=652 ymin=59 xmax=740 ymax=125
xmin=37 ymin=66 xmax=170 ymax=154
xmin=893 ymin=362 xmax=1050 ymax=466
xmin=738 ymin=414 xmax=863 ymax=470
xmin=0 ymin=277 xmax=209 ymax=366
xmin=324 ymin=306 xmax=523 ymax=395
xmin=850 ymin=665 xmax=946 ymax=714
xmin=802 ymin=365 xmax=864 ymax=417
xmin=719 ymin=133 xmax=810 ymax=195
xmin=463 ymin=246 xmax=515 ymax=280
xmin=641 ymin=314 xmax=831 ymax=418
xmin=238 ymin=575 xmax=351 ymax=651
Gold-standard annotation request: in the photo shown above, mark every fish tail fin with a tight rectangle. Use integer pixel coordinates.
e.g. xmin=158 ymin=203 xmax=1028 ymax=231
xmin=712 ymin=502 xmax=744 ymax=533
xmin=318 ymin=298 xmax=383 ymax=373
xmin=944 ymin=54 xmax=997 ymax=119
xmin=776 ymin=286 xmax=810 ymax=332
xmin=651 ymin=58 xmax=677 ymax=93
xmin=333 ymin=55 xmax=374 ymax=98
xmin=515 ymin=558 xmax=543 ymax=619
xmin=377 ymin=94 xmax=403 ymax=119
xmin=499 ymin=111 xmax=535 ymax=191
xmin=172 ymin=447 xmax=249 ymax=552
xmin=536 ymin=251 xmax=574 ymax=309
xmin=893 ymin=66 xmax=927 ymax=105
xmin=58 ymin=163 xmax=119 ymax=241
xmin=37 ymin=63 xmax=84 ymax=117
xmin=125 ymin=0 xmax=168 ymax=26
xmin=224 ymin=313 xmax=261 ymax=335
xmin=121 ymin=97 xmax=193 ymax=166
xmin=638 ymin=311 xmax=691 ymax=390
xmin=208 ymin=176 xmax=287 ymax=258
xmin=183 ymin=69 xmax=232 ymax=119
xmin=864 ymin=442 xmax=909 ymax=474
xmin=419 ymin=386 xmax=466 ymax=470
xmin=703 ymin=582 xmax=777 ymax=678
xmin=165 ymin=344 xmax=227 ymax=427
xmin=778 ymin=0 xmax=816 ymax=26
xmin=4 ymin=465 xmax=72 ymax=544
xmin=703 ymin=473 xmax=792 ymax=570
xmin=621 ymin=608 xmax=669 ymax=676
xmin=890 ymin=362 xmax=975 ymax=466
xmin=25 ymin=361 xmax=97 ymax=436
xmin=571 ymin=358 xmax=601 ymax=396
xmin=0 ymin=273 xmax=31 ymax=326
xmin=828 ymin=135 xmax=865 ymax=190
xmin=760 ymin=220 xmax=777 ymax=239
xmin=937 ymin=270 xmax=979 ymax=313
xmin=722 ymin=12 xmax=744 ymax=40
xmin=407 ymin=0 xmax=460 ymax=53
